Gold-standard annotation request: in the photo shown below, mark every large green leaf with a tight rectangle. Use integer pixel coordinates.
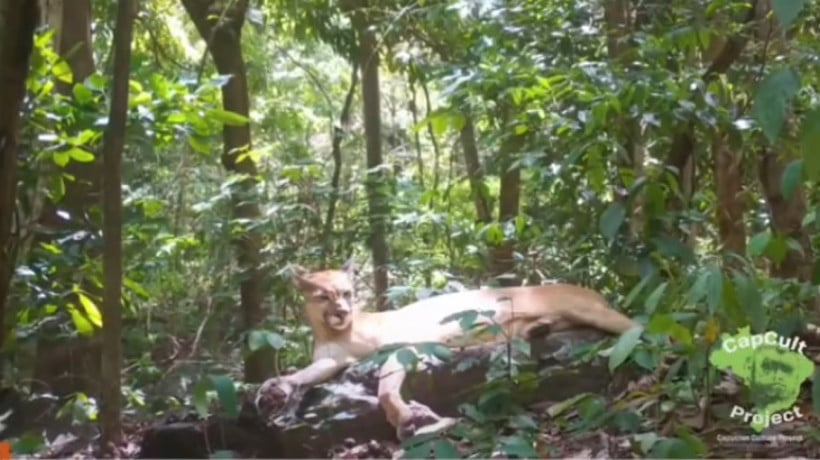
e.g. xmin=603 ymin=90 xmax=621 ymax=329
xmin=800 ymin=107 xmax=820 ymax=181
xmin=206 ymin=109 xmax=250 ymax=126
xmin=67 ymin=147 xmax=95 ymax=163
xmin=608 ymin=325 xmax=644 ymax=372
xmin=752 ymin=67 xmax=801 ymax=144
xmin=599 ymin=202 xmax=626 ymax=241
xmin=192 ymin=375 xmax=239 ymax=420
xmin=747 ymin=231 xmax=772 ymax=257
xmin=781 ymin=159 xmax=803 ymax=200
xmin=772 ymin=0 xmax=806 ymax=29
xmin=77 ymin=292 xmax=103 ymax=328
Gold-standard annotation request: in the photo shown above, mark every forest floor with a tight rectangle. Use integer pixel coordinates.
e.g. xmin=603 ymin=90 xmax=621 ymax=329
xmin=21 ymin=345 xmax=820 ymax=459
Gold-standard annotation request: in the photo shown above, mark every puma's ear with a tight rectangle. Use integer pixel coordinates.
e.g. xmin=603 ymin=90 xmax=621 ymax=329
xmin=289 ymin=264 xmax=312 ymax=290
xmin=341 ymin=257 xmax=356 ymax=278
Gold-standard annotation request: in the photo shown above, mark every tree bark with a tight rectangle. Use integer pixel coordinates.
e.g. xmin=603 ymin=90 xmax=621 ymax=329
xmin=758 ymin=148 xmax=810 ymax=280
xmin=354 ymin=13 xmax=390 ymax=310
xmin=460 ymin=115 xmax=492 ymax=224
xmin=490 ymin=130 xmax=525 ymax=286
xmin=0 ymin=0 xmax=40 ymax=380
xmin=99 ymin=0 xmax=135 ymax=450
xmin=322 ymin=63 xmax=358 ymax=263
xmin=181 ymin=0 xmax=273 ymax=382
xmin=712 ymin=132 xmax=747 ymax=264
xmin=754 ymin=0 xmax=813 ymax=283
xmin=664 ymin=0 xmax=759 ymax=242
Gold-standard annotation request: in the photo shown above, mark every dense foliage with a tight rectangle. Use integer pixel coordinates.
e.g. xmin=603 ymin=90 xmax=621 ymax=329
xmin=1 ymin=0 xmax=819 ymax=457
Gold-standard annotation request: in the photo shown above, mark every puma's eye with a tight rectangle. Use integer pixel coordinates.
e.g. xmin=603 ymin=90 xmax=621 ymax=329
xmin=341 ymin=291 xmax=353 ymax=300
xmin=315 ymin=293 xmax=330 ymax=301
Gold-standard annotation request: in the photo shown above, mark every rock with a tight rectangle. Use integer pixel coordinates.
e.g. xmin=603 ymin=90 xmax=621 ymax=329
xmin=139 ymin=328 xmax=632 ymax=458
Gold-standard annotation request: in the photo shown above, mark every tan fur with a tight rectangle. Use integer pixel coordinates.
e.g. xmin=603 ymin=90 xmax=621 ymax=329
xmin=259 ymin=260 xmax=639 ymax=440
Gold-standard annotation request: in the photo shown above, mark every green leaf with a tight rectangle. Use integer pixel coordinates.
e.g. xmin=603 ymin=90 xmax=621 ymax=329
xmin=53 ymin=152 xmax=69 ymax=167
xmin=248 ymin=330 xmax=268 ymax=352
xmin=747 ymin=231 xmax=772 ymax=257
xmin=206 ymin=109 xmax=250 ymax=126
xmin=649 ymin=437 xmax=700 ymax=459
xmin=248 ymin=330 xmax=286 ymax=352
xmin=68 ymin=304 xmax=94 ymax=336
xmin=72 ymin=83 xmax=94 ymax=104
xmin=752 ymin=67 xmax=801 ymax=144
xmin=12 ymin=432 xmax=45 ymax=454
xmin=499 ymin=435 xmax=538 ymax=458
xmin=77 ymin=292 xmax=103 ymax=328
xmin=432 ymin=439 xmax=460 ymax=458
xmin=396 ymin=348 xmax=419 ymax=370
xmin=599 ymin=202 xmax=626 ymax=240
xmin=52 ymin=60 xmax=73 ymax=83
xmin=608 ymin=325 xmax=644 ymax=372
xmin=208 ymin=375 xmax=239 ymax=419
xmin=265 ymin=331 xmax=286 ymax=350
xmin=124 ymin=277 xmax=150 ymax=298
xmin=781 ymin=159 xmax=803 ymax=200
xmin=799 ymin=108 xmax=820 ymax=181
xmin=188 ymin=135 xmax=211 ymax=154
xmin=646 ymin=314 xmax=693 ymax=347
xmin=644 ymin=282 xmax=668 ymax=316
xmin=547 ymin=393 xmax=592 ymax=417
xmin=67 ymin=147 xmax=95 ymax=163
xmin=634 ymin=432 xmax=660 ymax=454
xmin=732 ymin=274 xmax=767 ymax=333
xmin=772 ymin=0 xmax=806 ymax=29
xmin=705 ymin=265 xmax=723 ymax=315
xmin=191 ymin=375 xmax=239 ymax=420
xmin=192 ymin=378 xmax=210 ymax=418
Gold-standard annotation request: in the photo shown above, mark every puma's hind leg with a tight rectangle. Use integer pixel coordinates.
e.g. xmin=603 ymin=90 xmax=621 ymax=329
xmin=377 ymin=352 xmax=459 ymax=440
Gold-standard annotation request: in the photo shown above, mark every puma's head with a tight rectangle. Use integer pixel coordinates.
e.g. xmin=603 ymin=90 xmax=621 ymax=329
xmin=290 ymin=258 xmax=357 ymax=332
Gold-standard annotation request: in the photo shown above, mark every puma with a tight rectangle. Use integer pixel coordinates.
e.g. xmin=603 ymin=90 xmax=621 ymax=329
xmin=255 ymin=259 xmax=640 ymax=441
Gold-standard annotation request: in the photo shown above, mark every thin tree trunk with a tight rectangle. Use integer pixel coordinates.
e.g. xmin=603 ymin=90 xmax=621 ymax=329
xmin=712 ymin=131 xmax=746 ymax=264
xmin=407 ymin=78 xmax=424 ymax=189
xmin=352 ymin=13 xmax=390 ymax=310
xmin=99 ymin=0 xmax=135 ymax=450
xmin=460 ymin=115 xmax=492 ymax=224
xmin=754 ymin=0 xmax=813 ymax=283
xmin=491 ymin=130 xmax=525 ymax=286
xmin=181 ymin=0 xmax=273 ymax=382
xmin=0 ymin=0 xmax=40 ymax=380
xmin=665 ymin=0 xmax=759 ymax=241
xmin=322 ymin=63 xmax=359 ymax=263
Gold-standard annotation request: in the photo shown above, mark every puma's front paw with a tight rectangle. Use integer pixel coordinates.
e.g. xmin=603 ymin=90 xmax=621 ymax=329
xmin=396 ymin=401 xmax=459 ymax=441
xmin=254 ymin=377 xmax=295 ymax=417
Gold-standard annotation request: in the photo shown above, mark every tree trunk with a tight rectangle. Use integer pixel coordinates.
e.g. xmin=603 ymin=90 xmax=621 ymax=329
xmin=460 ymin=115 xmax=492 ymax=224
xmin=354 ymin=14 xmax=390 ymax=310
xmin=0 ymin=0 xmax=40 ymax=381
xmin=754 ymin=0 xmax=813 ymax=283
xmin=758 ymin=147 xmax=811 ymax=280
xmin=181 ymin=0 xmax=273 ymax=383
xmin=712 ymin=132 xmax=747 ymax=264
xmin=322 ymin=64 xmax=358 ymax=263
xmin=99 ymin=0 xmax=135 ymax=450
xmin=664 ymin=0 xmax=758 ymax=244
xmin=490 ymin=130 xmax=524 ymax=286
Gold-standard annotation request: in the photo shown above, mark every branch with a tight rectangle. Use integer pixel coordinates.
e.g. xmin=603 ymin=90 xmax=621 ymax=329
xmin=321 ymin=63 xmax=359 ymax=262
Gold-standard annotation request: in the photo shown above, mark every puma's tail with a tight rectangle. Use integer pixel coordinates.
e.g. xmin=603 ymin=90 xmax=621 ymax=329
xmin=565 ymin=300 xmax=639 ymax=335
